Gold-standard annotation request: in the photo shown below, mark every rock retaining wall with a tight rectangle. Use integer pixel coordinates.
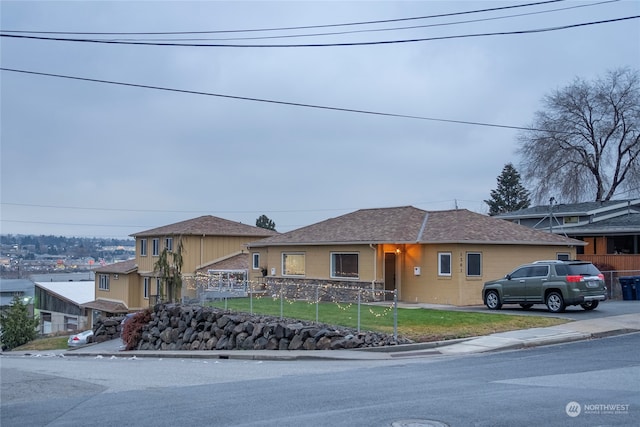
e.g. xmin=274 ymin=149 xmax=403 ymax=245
xmin=132 ymin=303 xmax=412 ymax=351
xmin=92 ymin=316 xmax=126 ymax=343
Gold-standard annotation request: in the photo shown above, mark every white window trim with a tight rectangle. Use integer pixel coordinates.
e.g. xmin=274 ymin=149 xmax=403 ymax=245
xmin=282 ymin=252 xmax=305 ymax=277
xmin=152 ymin=238 xmax=160 ymax=256
xmin=252 ymin=253 xmax=260 ymax=270
xmin=330 ymin=252 xmax=359 ymax=279
xmin=438 ymin=252 xmax=452 ymax=277
xmin=140 ymin=239 xmax=148 ymax=257
xmin=99 ymin=274 xmax=110 ymax=291
xmin=143 ymin=277 xmax=149 ymax=299
xmin=165 ymin=237 xmax=173 ymax=252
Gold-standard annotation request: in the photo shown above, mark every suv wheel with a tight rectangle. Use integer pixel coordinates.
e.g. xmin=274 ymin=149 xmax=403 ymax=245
xmin=546 ymin=292 xmax=565 ymax=313
xmin=485 ymin=290 xmax=502 ymax=310
xmin=580 ymin=300 xmax=599 ymax=311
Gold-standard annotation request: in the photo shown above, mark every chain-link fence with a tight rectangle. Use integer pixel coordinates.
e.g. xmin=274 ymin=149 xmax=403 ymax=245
xmin=601 ymin=270 xmax=640 ymax=300
xmin=602 ymin=270 xmax=640 ymax=300
xmin=204 ymin=280 xmax=399 ymax=340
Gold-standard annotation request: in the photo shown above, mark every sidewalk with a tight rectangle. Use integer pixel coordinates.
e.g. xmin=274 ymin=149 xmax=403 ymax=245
xmin=42 ymin=312 xmax=637 ymax=361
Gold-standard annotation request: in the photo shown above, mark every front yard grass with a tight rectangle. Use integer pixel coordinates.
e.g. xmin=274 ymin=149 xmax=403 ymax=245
xmin=11 ymin=335 xmax=69 ymax=351
xmin=207 ymin=297 xmax=568 ymax=342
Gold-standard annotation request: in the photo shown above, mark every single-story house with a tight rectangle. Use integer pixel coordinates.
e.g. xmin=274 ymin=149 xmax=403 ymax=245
xmin=34 ymin=281 xmax=95 ymax=333
xmin=246 ymin=206 xmax=586 ymax=306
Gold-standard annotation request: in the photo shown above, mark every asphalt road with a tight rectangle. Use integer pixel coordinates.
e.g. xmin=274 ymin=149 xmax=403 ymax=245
xmin=442 ymin=299 xmax=640 ymax=320
xmin=2 ymin=331 xmax=638 ymax=426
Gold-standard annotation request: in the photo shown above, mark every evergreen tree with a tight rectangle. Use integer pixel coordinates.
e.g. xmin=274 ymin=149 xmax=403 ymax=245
xmin=485 ymin=163 xmax=531 ymax=215
xmin=0 ymin=295 xmax=39 ymax=350
xmin=256 ymin=215 xmax=276 ymax=231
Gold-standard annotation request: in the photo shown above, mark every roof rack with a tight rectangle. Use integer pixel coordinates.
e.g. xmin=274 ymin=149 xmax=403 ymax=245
xmin=532 ymin=260 xmax=567 ymax=264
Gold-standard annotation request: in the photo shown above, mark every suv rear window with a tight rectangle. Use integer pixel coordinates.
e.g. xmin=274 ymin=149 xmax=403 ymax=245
xmin=557 ymin=263 xmax=601 ymax=276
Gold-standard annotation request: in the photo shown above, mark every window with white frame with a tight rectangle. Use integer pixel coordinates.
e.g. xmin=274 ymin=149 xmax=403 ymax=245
xmin=282 ymin=253 xmax=305 ymax=276
xmin=438 ymin=252 xmax=452 ymax=276
xmin=466 ymin=252 xmax=482 ymax=277
xmin=143 ymin=277 xmax=149 ymax=299
xmin=557 ymin=253 xmax=570 ymax=261
xmin=140 ymin=239 xmax=148 ymax=256
xmin=252 ymin=253 xmax=260 ymax=269
xmin=165 ymin=237 xmax=173 ymax=252
xmin=99 ymin=274 xmax=110 ymax=291
xmin=156 ymin=278 xmax=162 ymax=297
xmin=152 ymin=238 xmax=160 ymax=256
xmin=331 ymin=253 xmax=359 ymax=279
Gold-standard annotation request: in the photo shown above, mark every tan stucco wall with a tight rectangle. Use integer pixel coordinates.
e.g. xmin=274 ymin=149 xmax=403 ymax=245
xmin=400 ymin=244 xmax=577 ymax=306
xmin=248 ymin=245 xmax=377 ymax=284
xmin=249 ymin=243 xmax=577 ymax=306
xmin=95 ymin=272 xmax=130 ymax=306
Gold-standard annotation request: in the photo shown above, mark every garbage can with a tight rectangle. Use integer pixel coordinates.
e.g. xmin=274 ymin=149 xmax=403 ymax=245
xmin=636 ymin=278 xmax=640 ymax=301
xmin=620 ymin=277 xmax=635 ymax=300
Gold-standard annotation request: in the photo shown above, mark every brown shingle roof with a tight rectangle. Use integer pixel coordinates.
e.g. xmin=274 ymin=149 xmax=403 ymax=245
xmin=81 ymin=299 xmax=129 ymax=313
xmin=248 ymin=206 xmax=585 ymax=247
xmin=196 ymin=253 xmax=249 ymax=273
xmin=93 ymin=259 xmax=137 ymax=274
xmin=131 ymin=215 xmax=278 ymax=238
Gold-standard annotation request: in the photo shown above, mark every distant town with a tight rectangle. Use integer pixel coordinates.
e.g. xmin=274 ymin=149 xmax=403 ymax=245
xmin=0 ymin=235 xmax=135 ymax=279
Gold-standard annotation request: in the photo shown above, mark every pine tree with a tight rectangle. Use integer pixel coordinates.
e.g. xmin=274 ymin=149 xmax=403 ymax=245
xmin=485 ymin=163 xmax=531 ymax=215
xmin=256 ymin=215 xmax=276 ymax=231
xmin=0 ymin=295 xmax=39 ymax=350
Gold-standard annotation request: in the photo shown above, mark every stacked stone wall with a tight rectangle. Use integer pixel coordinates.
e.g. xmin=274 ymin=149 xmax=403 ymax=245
xmin=132 ymin=303 xmax=411 ymax=351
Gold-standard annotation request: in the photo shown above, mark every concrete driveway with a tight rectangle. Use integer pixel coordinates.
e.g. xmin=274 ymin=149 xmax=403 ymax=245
xmin=422 ymin=299 xmax=639 ymax=320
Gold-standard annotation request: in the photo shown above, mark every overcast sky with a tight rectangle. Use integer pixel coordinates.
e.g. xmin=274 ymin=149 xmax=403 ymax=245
xmin=1 ymin=0 xmax=639 ymax=239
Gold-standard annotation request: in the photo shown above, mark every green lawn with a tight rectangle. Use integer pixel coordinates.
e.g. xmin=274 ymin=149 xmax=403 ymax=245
xmin=11 ymin=335 xmax=69 ymax=351
xmin=207 ymin=297 xmax=567 ymax=342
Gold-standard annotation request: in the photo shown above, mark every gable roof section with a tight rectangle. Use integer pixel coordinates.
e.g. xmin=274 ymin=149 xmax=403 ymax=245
xmin=248 ymin=206 xmax=583 ymax=247
xmin=131 ymin=215 xmax=278 ymax=238
xmin=196 ymin=252 xmax=249 ymax=273
xmin=93 ymin=259 xmax=138 ymax=274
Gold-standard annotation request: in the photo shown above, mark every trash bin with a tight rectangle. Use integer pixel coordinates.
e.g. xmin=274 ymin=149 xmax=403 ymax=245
xmin=620 ymin=277 xmax=636 ymax=300
xmin=636 ymin=278 xmax=640 ymax=301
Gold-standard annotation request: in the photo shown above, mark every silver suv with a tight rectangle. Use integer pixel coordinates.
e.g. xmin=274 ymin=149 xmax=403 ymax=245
xmin=483 ymin=260 xmax=607 ymax=313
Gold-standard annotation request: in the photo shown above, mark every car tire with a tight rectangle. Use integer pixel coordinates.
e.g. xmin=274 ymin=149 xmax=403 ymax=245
xmin=580 ymin=300 xmax=599 ymax=311
xmin=485 ymin=290 xmax=502 ymax=310
xmin=519 ymin=303 xmax=534 ymax=309
xmin=546 ymin=292 xmax=565 ymax=313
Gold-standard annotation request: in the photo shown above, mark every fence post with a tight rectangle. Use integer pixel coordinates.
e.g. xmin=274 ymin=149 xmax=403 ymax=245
xmin=393 ymin=289 xmax=398 ymax=341
xmin=357 ymin=289 xmax=361 ymax=333
xmin=280 ymin=282 xmax=284 ymax=320
xmin=315 ymin=285 xmax=319 ymax=322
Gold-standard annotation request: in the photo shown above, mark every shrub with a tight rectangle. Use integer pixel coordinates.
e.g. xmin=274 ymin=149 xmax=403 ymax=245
xmin=121 ymin=308 xmax=152 ymax=350
xmin=0 ymin=295 xmax=39 ymax=350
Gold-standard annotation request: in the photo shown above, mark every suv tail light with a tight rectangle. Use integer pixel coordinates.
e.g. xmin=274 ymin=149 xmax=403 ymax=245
xmin=598 ymin=273 xmax=605 ymax=280
xmin=566 ymin=275 xmax=584 ymax=282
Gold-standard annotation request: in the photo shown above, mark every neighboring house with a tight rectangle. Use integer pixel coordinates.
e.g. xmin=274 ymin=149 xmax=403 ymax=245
xmin=34 ymin=281 xmax=95 ymax=334
xmin=0 ymin=278 xmax=35 ymax=314
xmin=497 ymin=199 xmax=640 ymax=271
xmin=246 ymin=206 xmax=585 ymax=306
xmin=85 ymin=216 xmax=278 ymax=322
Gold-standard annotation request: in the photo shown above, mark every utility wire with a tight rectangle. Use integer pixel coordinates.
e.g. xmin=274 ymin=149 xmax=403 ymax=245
xmin=1 ymin=16 xmax=637 ymax=47
xmin=100 ymin=1 xmax=620 ymax=43
xmin=1 ymin=0 xmax=568 ymax=35
xmin=0 ymin=67 xmax=550 ymax=132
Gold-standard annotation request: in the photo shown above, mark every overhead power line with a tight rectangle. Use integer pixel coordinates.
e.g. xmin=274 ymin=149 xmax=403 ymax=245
xmin=1 ymin=15 xmax=637 ymax=47
xmin=0 ymin=67 xmax=548 ymax=132
xmin=1 ymin=0 xmax=568 ymax=35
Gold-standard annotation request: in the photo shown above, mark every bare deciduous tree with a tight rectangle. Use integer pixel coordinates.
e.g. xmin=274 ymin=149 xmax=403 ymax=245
xmin=518 ymin=68 xmax=640 ymax=203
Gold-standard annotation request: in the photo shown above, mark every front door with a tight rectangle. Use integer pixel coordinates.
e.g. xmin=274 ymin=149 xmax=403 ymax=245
xmin=384 ymin=252 xmax=396 ymax=301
